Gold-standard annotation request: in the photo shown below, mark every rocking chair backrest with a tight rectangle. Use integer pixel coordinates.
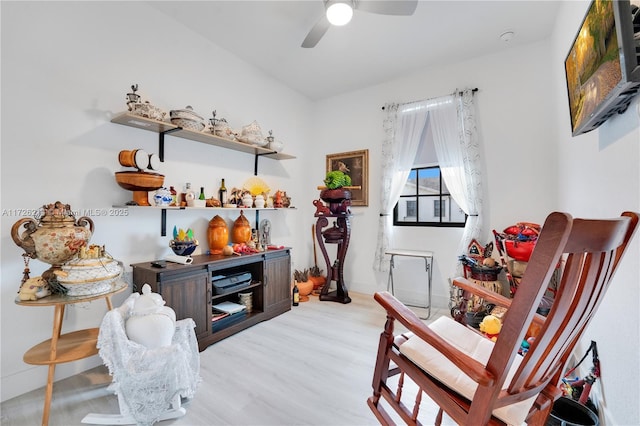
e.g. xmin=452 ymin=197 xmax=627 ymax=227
xmin=489 ymin=211 xmax=638 ymax=407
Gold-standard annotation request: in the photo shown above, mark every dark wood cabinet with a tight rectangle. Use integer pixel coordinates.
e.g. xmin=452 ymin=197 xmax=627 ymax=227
xmin=156 ymin=270 xmax=211 ymax=340
xmin=264 ymin=250 xmax=292 ymax=315
xmin=132 ymin=249 xmax=291 ymax=351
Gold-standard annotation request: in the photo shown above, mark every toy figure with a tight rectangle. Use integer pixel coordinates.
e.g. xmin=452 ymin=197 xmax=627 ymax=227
xmin=18 ymin=276 xmax=50 ymax=301
xmin=273 ymin=190 xmax=284 ymax=208
xmin=479 ymin=314 xmax=502 ymax=342
xmin=313 ymin=199 xmax=331 ymax=216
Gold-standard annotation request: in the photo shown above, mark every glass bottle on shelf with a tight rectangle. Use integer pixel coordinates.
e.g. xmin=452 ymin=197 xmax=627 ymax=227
xmin=219 ymin=179 xmax=227 ymax=205
xmin=184 ymin=183 xmax=196 ymax=205
xmin=199 ymin=187 xmax=206 ymax=200
xmin=180 ymin=183 xmax=191 ymax=205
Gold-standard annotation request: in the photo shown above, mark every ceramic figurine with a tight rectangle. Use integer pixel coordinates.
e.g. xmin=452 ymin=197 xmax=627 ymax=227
xmin=126 ymin=84 xmax=140 ymax=111
xmin=153 ymin=187 xmax=173 ymax=206
xmin=242 ymin=192 xmax=254 ymax=208
xmin=18 ymin=276 xmax=50 ymax=301
xmin=313 ymin=199 xmax=331 ymax=216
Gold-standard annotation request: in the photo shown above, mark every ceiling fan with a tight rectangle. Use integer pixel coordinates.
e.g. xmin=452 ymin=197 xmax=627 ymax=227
xmin=301 ymin=0 xmax=418 ymax=48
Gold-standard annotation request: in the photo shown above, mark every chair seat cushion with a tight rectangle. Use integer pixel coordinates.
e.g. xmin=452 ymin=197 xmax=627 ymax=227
xmin=399 ymin=316 xmax=536 ymax=425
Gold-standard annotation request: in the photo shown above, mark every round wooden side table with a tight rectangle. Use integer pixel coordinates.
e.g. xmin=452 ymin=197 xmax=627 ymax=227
xmin=15 ymin=282 xmax=127 ymax=426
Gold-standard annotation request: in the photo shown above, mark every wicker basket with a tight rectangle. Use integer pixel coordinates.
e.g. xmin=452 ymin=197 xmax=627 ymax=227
xmin=57 ymin=257 xmax=123 ymax=296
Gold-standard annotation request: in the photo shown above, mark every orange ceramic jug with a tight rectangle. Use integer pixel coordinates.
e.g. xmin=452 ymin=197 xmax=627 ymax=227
xmin=208 ymin=215 xmax=229 ymax=254
xmin=232 ymin=211 xmax=252 ymax=243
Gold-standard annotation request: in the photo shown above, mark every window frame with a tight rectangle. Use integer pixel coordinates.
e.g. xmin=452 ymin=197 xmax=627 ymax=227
xmin=393 ymin=165 xmax=467 ymax=228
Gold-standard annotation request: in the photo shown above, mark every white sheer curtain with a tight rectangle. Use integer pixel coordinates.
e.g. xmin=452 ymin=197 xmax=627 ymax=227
xmin=373 ymin=89 xmax=484 ymax=305
xmin=431 ymin=89 xmax=484 ymax=305
xmin=373 ymin=100 xmax=433 ymax=271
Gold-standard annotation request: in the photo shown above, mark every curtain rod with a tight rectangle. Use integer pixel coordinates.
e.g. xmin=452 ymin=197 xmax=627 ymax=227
xmin=381 ymin=87 xmax=478 ymax=110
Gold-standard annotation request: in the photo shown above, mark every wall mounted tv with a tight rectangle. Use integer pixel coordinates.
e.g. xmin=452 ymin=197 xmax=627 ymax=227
xmin=565 ymin=0 xmax=640 ymax=136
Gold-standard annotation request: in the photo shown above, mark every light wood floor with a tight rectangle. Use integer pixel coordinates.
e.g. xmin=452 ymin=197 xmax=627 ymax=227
xmin=1 ymin=292 xmax=453 ymax=426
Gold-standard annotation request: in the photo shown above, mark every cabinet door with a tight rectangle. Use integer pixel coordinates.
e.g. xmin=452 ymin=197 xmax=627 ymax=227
xmin=159 ymin=271 xmax=210 ymax=340
xmin=264 ymin=252 xmax=291 ymax=314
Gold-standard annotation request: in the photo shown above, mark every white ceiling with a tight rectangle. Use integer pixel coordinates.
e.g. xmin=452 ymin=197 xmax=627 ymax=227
xmin=148 ymin=0 xmax=561 ymax=101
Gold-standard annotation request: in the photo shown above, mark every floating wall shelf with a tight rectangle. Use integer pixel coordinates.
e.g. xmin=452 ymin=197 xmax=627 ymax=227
xmin=111 ymin=112 xmax=296 ymax=236
xmin=111 ymin=112 xmax=296 ymax=168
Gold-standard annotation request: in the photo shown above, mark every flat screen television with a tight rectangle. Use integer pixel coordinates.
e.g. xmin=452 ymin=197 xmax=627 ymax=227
xmin=565 ymin=0 xmax=640 ymax=136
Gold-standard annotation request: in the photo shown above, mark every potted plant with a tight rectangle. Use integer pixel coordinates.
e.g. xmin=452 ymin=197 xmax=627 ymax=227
xmin=320 ymin=171 xmax=352 ymax=214
xmin=308 ymin=265 xmax=326 ymax=291
xmin=323 ymin=170 xmax=352 ymax=190
xmin=293 ymin=269 xmax=313 ymax=302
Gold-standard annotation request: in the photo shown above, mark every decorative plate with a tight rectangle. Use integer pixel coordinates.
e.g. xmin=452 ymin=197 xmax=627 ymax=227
xmin=243 ymin=176 xmax=270 ymax=196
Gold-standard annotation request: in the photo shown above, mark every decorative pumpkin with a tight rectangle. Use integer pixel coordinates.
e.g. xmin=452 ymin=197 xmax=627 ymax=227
xmin=208 ymin=215 xmax=229 ymax=254
xmin=232 ymin=211 xmax=252 ymax=244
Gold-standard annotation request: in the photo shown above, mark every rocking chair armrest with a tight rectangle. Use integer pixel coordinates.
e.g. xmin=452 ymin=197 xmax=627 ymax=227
xmin=452 ymin=277 xmax=547 ymax=327
xmin=374 ymin=291 xmax=495 ymax=387
xmin=452 ymin=276 xmax=514 ymax=308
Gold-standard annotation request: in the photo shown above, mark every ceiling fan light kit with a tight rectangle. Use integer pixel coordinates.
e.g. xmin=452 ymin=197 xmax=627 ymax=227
xmin=302 ymin=0 xmax=418 ymax=48
xmin=326 ymin=0 xmax=354 ymax=26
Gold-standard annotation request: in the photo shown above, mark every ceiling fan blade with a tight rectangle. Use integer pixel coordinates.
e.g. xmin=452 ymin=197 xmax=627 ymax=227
xmin=356 ymin=0 xmax=418 ymax=16
xmin=301 ymin=15 xmax=331 ymax=48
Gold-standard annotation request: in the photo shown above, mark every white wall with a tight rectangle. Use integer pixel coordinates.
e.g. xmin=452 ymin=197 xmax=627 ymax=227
xmin=1 ymin=2 xmax=313 ymax=401
xmin=551 ymin=2 xmax=640 ymax=425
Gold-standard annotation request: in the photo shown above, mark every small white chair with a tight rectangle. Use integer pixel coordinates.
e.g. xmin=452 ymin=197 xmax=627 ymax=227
xmin=82 ymin=290 xmax=201 ymax=425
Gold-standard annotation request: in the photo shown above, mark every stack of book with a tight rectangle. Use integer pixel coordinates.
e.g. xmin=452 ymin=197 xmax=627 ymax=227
xmin=211 ymin=301 xmax=247 ymax=331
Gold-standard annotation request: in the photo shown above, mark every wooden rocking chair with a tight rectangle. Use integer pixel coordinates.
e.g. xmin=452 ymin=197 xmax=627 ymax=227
xmin=368 ymin=211 xmax=638 ymax=425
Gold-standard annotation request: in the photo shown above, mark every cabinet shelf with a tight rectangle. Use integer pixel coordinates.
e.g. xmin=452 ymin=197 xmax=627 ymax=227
xmin=111 ymin=112 xmax=295 ymax=161
xmin=211 ymin=281 xmax=262 ymax=303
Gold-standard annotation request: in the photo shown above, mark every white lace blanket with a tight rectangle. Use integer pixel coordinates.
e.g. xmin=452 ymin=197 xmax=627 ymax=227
xmin=97 ymin=294 xmax=201 ymax=426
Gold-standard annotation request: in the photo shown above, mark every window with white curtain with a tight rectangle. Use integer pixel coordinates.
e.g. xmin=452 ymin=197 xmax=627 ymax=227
xmin=392 ymin=121 xmax=466 ymax=227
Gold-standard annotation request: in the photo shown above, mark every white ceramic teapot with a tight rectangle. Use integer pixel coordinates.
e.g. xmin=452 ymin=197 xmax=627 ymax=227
xmin=125 ymin=284 xmax=176 ymax=349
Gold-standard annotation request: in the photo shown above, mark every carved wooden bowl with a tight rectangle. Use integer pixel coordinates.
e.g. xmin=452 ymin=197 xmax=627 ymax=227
xmin=115 ymin=171 xmax=164 ymax=206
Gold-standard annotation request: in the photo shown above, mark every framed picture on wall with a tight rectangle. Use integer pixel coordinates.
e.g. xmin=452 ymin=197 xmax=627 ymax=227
xmin=326 ymin=149 xmax=369 ymax=206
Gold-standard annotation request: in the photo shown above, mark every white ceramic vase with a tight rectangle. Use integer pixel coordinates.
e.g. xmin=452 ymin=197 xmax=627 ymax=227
xmin=125 ymin=284 xmax=176 ymax=349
